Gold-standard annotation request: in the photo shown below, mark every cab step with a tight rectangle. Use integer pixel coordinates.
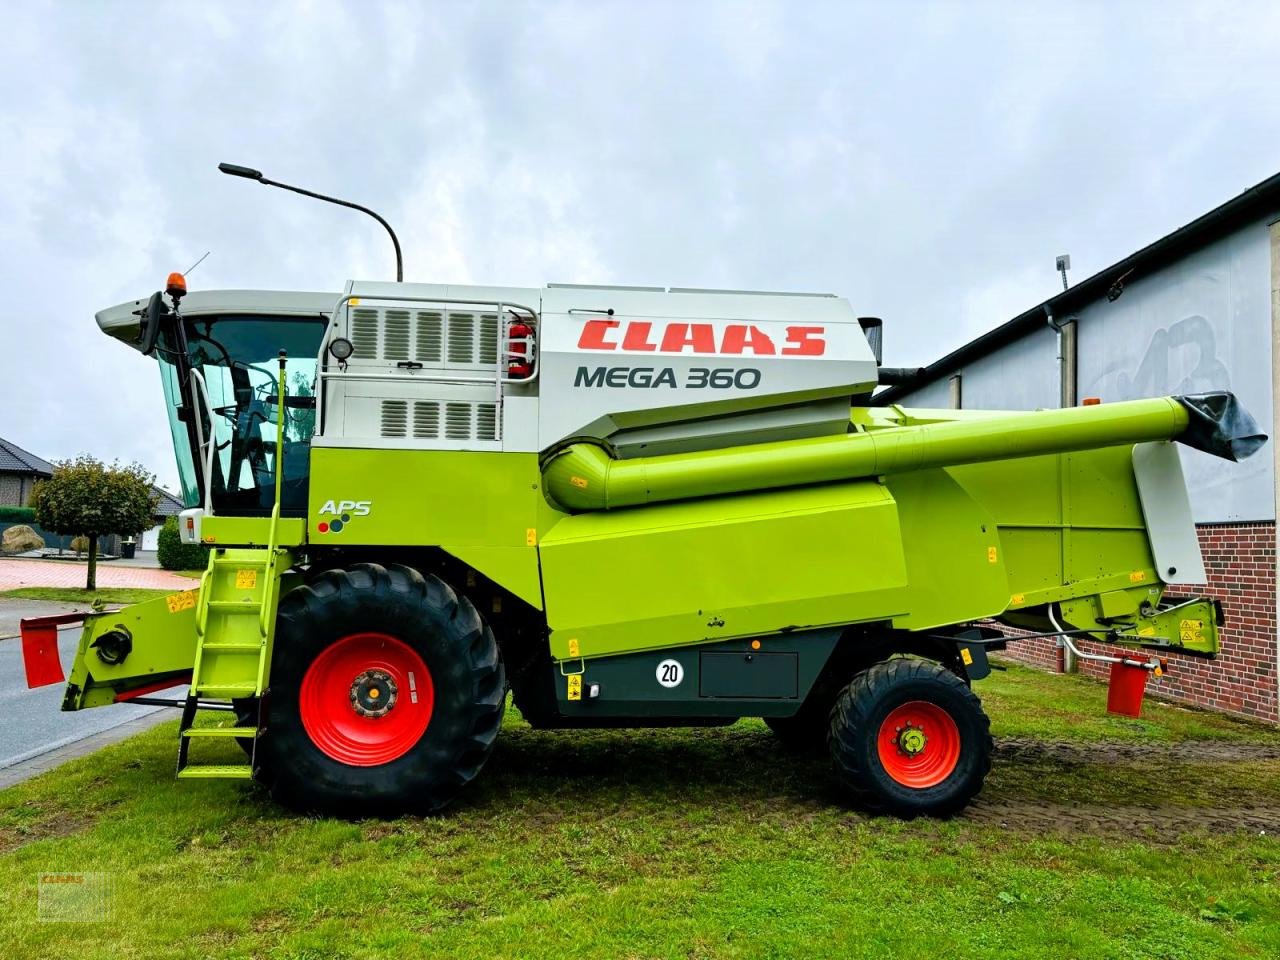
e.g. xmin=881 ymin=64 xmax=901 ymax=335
xmin=182 ymin=726 xmax=258 ymax=739
xmin=177 ymin=765 xmax=254 ymax=780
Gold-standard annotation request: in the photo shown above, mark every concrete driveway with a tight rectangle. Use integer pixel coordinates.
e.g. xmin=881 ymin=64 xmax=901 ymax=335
xmin=0 ymin=597 xmax=179 ymax=785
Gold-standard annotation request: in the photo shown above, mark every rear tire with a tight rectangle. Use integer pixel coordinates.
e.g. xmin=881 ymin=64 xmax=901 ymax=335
xmin=828 ymin=658 xmax=991 ymax=817
xmin=256 ymin=563 xmax=505 ymax=817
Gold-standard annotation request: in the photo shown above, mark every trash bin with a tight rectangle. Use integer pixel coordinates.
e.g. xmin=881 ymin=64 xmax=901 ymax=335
xmin=120 ymin=539 xmax=136 ymax=560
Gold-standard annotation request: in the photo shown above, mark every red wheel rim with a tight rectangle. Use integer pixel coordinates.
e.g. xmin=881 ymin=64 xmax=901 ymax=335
xmin=300 ymin=632 xmax=434 ymax=766
xmin=877 ymin=700 xmax=961 ymax=788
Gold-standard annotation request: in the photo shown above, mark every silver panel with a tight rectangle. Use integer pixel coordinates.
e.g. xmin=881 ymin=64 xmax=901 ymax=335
xmin=1133 ymin=441 xmax=1207 ymax=584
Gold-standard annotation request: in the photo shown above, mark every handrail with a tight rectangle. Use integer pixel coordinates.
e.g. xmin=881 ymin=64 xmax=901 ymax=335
xmin=187 ymin=369 xmax=217 ymax=514
xmin=259 ymin=352 xmax=287 ymax=639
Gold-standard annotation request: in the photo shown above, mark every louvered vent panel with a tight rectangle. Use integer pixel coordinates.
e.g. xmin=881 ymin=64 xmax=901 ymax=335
xmin=415 ymin=311 xmax=443 ymax=363
xmin=445 ymin=402 xmax=472 ymax=440
xmin=475 ymin=403 xmax=498 ymax=441
xmin=379 ymin=310 xmax=409 ymax=361
xmin=351 ymin=308 xmax=380 ymax=359
xmin=412 ymin=401 xmax=440 ymax=439
xmin=478 ymin=314 xmax=499 ymax=365
xmin=448 ymin=313 xmax=475 ymax=364
xmin=380 ymin=400 xmax=408 ymax=438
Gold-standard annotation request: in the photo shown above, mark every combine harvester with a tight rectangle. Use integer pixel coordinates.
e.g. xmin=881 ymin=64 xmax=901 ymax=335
xmin=23 ymin=169 xmax=1267 ymax=818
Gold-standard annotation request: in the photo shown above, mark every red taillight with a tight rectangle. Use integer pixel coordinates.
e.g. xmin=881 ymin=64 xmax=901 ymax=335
xmin=507 ymin=320 xmax=534 ymax=379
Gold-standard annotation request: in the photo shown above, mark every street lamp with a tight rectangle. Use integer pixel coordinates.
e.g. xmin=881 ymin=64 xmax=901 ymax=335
xmin=218 ymin=162 xmax=404 ymax=282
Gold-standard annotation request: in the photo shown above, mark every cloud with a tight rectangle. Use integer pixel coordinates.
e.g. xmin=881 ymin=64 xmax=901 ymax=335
xmin=3 ymin=0 xmax=1280 ymax=490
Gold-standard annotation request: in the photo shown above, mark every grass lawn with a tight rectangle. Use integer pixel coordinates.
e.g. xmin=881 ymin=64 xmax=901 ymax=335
xmin=0 ymin=587 xmax=173 ymax=606
xmin=0 ymin=661 xmax=1276 ymax=959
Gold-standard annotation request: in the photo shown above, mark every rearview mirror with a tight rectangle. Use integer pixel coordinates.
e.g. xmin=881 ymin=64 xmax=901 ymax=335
xmin=137 ymin=291 xmax=168 ymax=356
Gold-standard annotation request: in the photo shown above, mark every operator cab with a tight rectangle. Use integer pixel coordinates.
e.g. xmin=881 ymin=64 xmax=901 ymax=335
xmin=96 ymin=285 xmax=336 ymax=518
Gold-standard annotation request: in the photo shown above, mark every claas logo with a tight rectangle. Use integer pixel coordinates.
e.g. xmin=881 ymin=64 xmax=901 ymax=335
xmin=315 ymin=499 xmax=371 ymax=535
xmin=577 ymin=320 xmax=825 ymax=356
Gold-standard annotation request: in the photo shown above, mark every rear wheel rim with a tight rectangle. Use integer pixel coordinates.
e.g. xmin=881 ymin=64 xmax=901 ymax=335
xmin=877 ymin=700 xmax=961 ymax=788
xmin=300 ymin=632 xmax=434 ymax=766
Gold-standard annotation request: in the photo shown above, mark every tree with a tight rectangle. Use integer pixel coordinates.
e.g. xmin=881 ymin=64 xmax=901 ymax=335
xmin=30 ymin=457 xmax=157 ymax=589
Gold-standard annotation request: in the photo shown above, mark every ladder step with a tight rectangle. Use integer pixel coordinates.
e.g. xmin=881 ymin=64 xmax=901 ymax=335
xmin=182 ymin=726 xmax=258 ymax=739
xmin=177 ymin=765 xmax=254 ymax=780
xmin=206 ymin=601 xmax=262 ymax=613
xmin=212 ymin=558 xmax=269 ymax=567
xmin=194 ymin=683 xmax=259 ymax=696
xmin=201 ymin=641 xmax=264 ymax=651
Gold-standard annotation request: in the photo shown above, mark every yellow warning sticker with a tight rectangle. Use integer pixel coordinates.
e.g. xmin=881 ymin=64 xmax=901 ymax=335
xmin=526 ymin=528 xmax=537 ymax=546
xmin=570 ymin=476 xmax=589 ymax=489
xmin=567 ymin=674 xmax=582 ymax=701
xmin=165 ymin=590 xmax=197 ymax=614
xmin=568 ymin=638 xmax=580 ymax=657
xmin=1179 ymin=619 xmax=1204 ymax=644
xmin=1011 ymin=593 xmax=1025 ymax=606
xmin=235 ymin=569 xmax=258 ymax=589
xmin=960 ymin=647 xmax=974 ymax=666
xmin=987 ymin=546 xmax=998 ymax=563
xmin=1129 ymin=571 xmax=1146 ymax=582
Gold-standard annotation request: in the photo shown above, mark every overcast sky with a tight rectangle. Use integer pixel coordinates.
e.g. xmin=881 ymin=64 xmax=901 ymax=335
xmin=3 ymin=0 xmax=1279 ymax=492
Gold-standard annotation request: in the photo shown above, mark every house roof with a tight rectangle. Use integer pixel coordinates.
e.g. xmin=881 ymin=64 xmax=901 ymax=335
xmin=0 ymin=438 xmax=54 ymax=476
xmin=875 ymin=169 xmax=1280 ymax=404
xmin=151 ymin=486 xmax=184 ymax=518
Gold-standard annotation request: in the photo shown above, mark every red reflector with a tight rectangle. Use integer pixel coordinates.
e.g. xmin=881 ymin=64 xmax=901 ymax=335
xmin=20 ymin=614 xmax=86 ymax=688
xmin=1082 ymin=396 xmax=1101 ymax=406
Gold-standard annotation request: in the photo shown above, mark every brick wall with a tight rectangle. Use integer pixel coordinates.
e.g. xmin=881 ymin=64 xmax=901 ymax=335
xmin=1000 ymin=521 xmax=1278 ymax=723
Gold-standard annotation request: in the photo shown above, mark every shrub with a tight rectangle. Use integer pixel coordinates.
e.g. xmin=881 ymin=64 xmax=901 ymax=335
xmin=157 ymin=517 xmax=207 ymax=571
xmin=0 ymin=506 xmax=36 ymax=523
xmin=70 ymin=535 xmax=90 ymax=555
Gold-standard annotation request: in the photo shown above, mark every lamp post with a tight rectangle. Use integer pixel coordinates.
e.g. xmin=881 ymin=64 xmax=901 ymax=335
xmin=218 ymin=162 xmax=403 ymax=282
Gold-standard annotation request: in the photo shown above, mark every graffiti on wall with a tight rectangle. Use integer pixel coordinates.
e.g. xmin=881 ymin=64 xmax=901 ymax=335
xmin=1086 ymin=314 xmax=1230 ymax=400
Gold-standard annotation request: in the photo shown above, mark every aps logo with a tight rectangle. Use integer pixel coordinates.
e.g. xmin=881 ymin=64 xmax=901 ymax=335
xmin=315 ymin=499 xmax=372 ymax=535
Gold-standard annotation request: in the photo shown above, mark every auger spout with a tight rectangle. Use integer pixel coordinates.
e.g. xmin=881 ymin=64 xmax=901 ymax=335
xmin=542 ymin=392 xmax=1267 ymax=513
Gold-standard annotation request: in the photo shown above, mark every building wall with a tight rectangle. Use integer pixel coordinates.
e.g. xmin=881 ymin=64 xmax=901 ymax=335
xmin=0 ymin=475 xmax=21 ymax=507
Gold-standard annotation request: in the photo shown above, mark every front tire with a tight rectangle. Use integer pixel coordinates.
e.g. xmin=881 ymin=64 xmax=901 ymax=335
xmin=256 ymin=563 xmax=505 ymax=817
xmin=828 ymin=658 xmax=991 ymax=817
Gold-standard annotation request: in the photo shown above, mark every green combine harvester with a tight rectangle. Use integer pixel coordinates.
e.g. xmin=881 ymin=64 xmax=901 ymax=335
xmin=22 ymin=185 xmax=1267 ymax=818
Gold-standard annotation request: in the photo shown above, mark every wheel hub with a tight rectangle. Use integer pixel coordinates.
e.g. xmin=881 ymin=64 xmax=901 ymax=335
xmin=350 ymin=668 xmax=398 ymax=718
xmin=896 ymin=723 xmax=927 ymax=757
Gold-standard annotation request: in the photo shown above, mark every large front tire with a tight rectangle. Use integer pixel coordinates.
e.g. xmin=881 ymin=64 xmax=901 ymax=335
xmin=828 ymin=658 xmax=991 ymax=817
xmin=257 ymin=563 xmax=505 ymax=817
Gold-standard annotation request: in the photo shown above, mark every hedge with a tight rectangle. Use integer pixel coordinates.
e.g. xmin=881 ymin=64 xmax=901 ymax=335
xmin=0 ymin=506 xmax=36 ymax=523
xmin=156 ymin=516 xmax=208 ymax=571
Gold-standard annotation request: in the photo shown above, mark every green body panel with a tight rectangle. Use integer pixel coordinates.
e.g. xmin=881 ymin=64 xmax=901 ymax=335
xmin=308 ymin=447 xmax=555 ymax=608
xmin=63 ymin=590 xmax=200 ymax=709
xmin=540 ymin=481 xmax=908 ymax=660
xmin=947 ymin=446 xmax=1161 ymax=613
xmin=202 ymin=515 xmax=306 ymax=548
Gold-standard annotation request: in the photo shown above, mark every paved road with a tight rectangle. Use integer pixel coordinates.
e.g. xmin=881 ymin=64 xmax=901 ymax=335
xmin=0 ymin=558 xmax=198 ymax=592
xmin=0 ymin=598 xmax=177 ymax=774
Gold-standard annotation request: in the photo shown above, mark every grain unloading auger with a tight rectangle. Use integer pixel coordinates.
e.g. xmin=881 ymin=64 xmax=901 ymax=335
xmin=22 ymin=272 xmax=1266 ymax=818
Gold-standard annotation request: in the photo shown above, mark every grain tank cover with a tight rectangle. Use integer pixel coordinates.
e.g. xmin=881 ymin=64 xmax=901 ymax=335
xmin=537 ymin=284 xmax=879 ymax=446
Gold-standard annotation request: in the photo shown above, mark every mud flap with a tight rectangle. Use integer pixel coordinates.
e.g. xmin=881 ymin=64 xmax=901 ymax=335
xmin=20 ymin=613 xmax=88 ymax=688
